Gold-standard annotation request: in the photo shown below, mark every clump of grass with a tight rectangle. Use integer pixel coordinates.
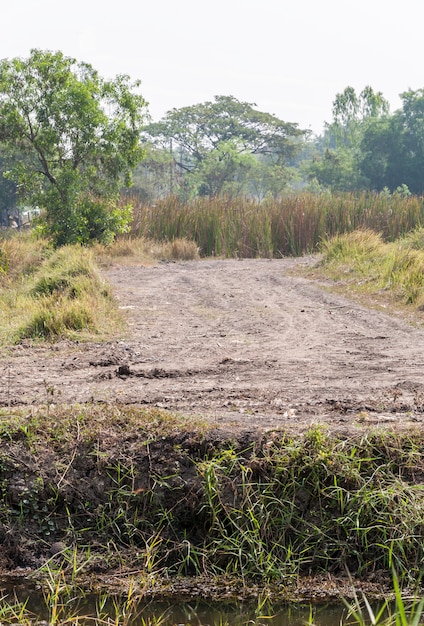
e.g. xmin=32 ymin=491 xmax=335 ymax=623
xmin=93 ymin=236 xmax=199 ymax=267
xmin=30 ymin=245 xmax=101 ymax=297
xmin=320 ymin=228 xmax=384 ymax=264
xmin=398 ymin=226 xmax=424 ymax=251
xmin=148 ymin=237 xmax=200 ymax=261
xmin=0 ymin=237 xmax=122 ymax=344
xmin=18 ymin=296 xmax=95 ymax=340
xmin=318 ymin=229 xmax=424 ymax=312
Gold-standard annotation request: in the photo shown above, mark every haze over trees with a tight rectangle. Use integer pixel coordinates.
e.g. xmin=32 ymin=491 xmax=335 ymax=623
xmin=1 ymin=47 xmax=424 ymax=241
xmin=135 ymin=86 xmax=424 ymax=201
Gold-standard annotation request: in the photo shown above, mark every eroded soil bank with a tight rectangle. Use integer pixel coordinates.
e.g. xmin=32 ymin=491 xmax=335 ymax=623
xmin=0 ymin=406 xmax=422 ymax=604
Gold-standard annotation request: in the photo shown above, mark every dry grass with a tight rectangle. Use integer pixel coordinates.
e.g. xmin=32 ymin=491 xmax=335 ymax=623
xmin=309 ymin=228 xmax=424 ymax=318
xmin=0 ymin=232 xmax=48 ymax=283
xmin=93 ymin=236 xmax=199 ymax=267
xmin=0 ymin=236 xmax=123 ymax=344
xmin=129 ymin=193 xmax=424 ymax=258
xmin=0 ymin=232 xmax=199 ymax=345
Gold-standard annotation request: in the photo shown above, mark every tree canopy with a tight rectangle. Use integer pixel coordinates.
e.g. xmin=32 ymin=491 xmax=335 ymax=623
xmin=0 ymin=49 xmax=148 ymax=245
xmin=304 ymin=86 xmax=391 ymax=192
xmin=142 ymin=96 xmax=305 ymax=198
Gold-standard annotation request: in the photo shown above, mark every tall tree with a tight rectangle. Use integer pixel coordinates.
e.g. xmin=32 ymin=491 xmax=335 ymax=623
xmin=360 ymin=89 xmax=424 ymax=193
xmin=143 ymin=95 xmax=305 ymax=197
xmin=330 ymin=85 xmax=389 ymax=149
xmin=305 ymin=86 xmax=390 ymax=192
xmin=0 ymin=49 xmax=148 ymax=245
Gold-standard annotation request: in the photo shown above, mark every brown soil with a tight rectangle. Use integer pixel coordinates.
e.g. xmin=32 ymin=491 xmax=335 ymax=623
xmin=2 ymin=256 xmax=424 ymax=434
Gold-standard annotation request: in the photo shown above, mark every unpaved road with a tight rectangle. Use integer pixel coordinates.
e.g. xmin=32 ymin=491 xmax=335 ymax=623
xmin=2 ymin=257 xmax=424 ymax=433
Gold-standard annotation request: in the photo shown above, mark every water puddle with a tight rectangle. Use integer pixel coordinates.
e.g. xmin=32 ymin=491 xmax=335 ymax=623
xmin=0 ymin=579 xmax=351 ymax=625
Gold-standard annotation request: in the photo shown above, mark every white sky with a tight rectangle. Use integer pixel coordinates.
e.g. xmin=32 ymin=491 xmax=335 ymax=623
xmin=3 ymin=0 xmax=423 ymax=134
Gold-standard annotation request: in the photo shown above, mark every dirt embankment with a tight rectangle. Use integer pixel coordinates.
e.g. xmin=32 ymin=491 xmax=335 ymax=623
xmin=2 ymin=257 xmax=424 ymax=434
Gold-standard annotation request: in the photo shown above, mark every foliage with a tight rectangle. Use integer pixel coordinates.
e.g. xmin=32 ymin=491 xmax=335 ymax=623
xmin=0 ymin=49 xmax=148 ymax=245
xmin=143 ymin=95 xmax=305 ymax=198
xmin=306 ymin=85 xmax=424 ymax=195
xmin=359 ymin=89 xmax=424 ymax=194
xmin=305 ymin=147 xmax=369 ymax=192
xmin=330 ymin=85 xmax=390 ymax=149
xmin=303 ymin=86 xmax=390 ymax=192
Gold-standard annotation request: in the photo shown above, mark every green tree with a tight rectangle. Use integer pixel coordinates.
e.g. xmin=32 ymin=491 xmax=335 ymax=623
xmin=359 ymin=89 xmax=424 ymax=193
xmin=193 ymin=140 xmax=256 ymax=197
xmin=330 ymin=85 xmax=389 ymax=149
xmin=0 ymin=49 xmax=148 ymax=245
xmin=304 ymin=86 xmax=389 ymax=192
xmin=305 ymin=147 xmax=369 ymax=192
xmin=248 ymin=157 xmax=295 ymax=200
xmin=359 ymin=116 xmax=400 ymax=190
xmin=396 ymin=89 xmax=424 ymax=192
xmin=144 ymin=95 xmax=305 ymax=197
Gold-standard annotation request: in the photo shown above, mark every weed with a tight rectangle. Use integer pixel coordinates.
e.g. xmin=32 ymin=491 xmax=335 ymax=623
xmin=1 ymin=407 xmax=424 ymax=604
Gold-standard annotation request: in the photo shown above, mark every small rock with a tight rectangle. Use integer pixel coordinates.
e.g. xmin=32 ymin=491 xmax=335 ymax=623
xmin=50 ymin=541 xmax=66 ymax=555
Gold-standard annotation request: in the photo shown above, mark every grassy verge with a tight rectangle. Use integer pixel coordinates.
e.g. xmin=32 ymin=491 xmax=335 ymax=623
xmin=0 ymin=235 xmax=122 ymax=345
xmin=0 ymin=233 xmax=199 ymax=346
xmin=305 ymin=228 xmax=424 ymax=320
xmin=0 ymin=409 xmax=422 ymax=623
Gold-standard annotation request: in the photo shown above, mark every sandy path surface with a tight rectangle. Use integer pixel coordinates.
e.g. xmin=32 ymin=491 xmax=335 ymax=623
xmin=2 ymin=257 xmax=424 ymax=433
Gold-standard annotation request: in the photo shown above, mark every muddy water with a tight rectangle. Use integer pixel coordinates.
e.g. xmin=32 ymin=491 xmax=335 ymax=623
xmin=0 ymin=580 xmax=354 ymax=625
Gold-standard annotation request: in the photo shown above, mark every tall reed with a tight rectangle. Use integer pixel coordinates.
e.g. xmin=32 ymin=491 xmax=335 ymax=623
xmin=130 ymin=193 xmax=424 ymax=258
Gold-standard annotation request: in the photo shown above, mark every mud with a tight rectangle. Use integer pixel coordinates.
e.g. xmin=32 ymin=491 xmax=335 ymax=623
xmin=2 ymin=257 xmax=424 ymax=434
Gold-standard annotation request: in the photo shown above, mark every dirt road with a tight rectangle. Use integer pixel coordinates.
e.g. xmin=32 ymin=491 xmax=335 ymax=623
xmin=2 ymin=257 xmax=424 ymax=433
